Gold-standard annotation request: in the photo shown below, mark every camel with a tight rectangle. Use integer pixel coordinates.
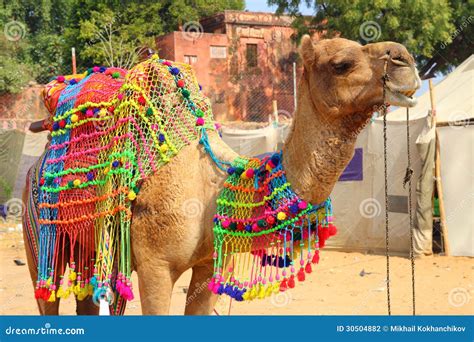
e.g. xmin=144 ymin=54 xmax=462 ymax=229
xmin=22 ymin=35 xmax=420 ymax=315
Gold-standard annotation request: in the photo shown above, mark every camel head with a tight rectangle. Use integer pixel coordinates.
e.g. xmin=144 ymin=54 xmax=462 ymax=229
xmin=299 ymin=35 xmax=421 ymax=121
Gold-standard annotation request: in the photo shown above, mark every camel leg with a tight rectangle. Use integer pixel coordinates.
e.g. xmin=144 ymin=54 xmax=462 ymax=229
xmin=75 ymin=296 xmax=99 ymax=315
xmin=136 ymin=262 xmax=179 ymax=315
xmin=184 ymin=262 xmax=218 ymax=315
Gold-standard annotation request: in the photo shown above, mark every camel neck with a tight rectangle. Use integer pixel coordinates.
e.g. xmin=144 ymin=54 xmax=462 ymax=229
xmin=282 ymin=75 xmax=367 ymax=204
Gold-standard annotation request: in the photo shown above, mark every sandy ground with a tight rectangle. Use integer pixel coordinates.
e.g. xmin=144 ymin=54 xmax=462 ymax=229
xmin=1 ymin=223 xmax=472 ymax=316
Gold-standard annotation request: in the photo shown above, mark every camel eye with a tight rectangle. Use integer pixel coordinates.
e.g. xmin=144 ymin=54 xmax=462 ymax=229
xmin=333 ymin=61 xmax=353 ymax=74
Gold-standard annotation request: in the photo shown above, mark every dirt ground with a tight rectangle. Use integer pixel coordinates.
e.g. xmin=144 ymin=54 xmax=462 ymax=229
xmin=1 ymin=222 xmax=472 ymax=316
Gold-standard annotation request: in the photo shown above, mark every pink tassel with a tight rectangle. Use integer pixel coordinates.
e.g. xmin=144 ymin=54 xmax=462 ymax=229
xmin=305 ymin=262 xmax=312 ymax=274
xmin=312 ymin=251 xmax=320 ymax=264
xmin=297 ymin=268 xmax=305 ymax=282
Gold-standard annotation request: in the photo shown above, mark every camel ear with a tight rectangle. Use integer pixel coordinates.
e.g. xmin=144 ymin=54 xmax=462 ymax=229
xmin=299 ymin=35 xmax=317 ymax=67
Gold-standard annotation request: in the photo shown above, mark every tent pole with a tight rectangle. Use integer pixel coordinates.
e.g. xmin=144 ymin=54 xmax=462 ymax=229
xmin=429 ymin=79 xmax=450 ymax=256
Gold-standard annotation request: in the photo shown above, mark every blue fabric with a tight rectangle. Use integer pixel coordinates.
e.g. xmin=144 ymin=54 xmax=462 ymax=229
xmin=339 ymin=148 xmax=363 ymax=181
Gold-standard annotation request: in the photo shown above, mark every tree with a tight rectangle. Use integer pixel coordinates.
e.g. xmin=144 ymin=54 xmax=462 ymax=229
xmin=268 ymin=0 xmax=473 ymax=78
xmin=0 ymin=0 xmax=245 ymax=93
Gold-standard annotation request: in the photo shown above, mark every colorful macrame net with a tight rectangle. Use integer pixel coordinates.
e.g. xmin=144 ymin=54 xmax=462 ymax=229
xmin=35 ymin=55 xmax=214 ymax=311
xmin=209 ymin=153 xmax=337 ymax=301
xmin=32 ymin=54 xmax=336 ymax=312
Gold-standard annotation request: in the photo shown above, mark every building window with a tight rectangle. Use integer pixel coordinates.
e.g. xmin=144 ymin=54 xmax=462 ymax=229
xmin=210 ymin=46 xmax=227 ymax=59
xmin=246 ymin=44 xmax=257 ymax=67
xmin=184 ymin=55 xmax=198 ymax=65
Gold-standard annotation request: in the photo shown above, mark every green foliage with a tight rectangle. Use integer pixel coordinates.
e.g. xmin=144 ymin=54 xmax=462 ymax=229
xmin=269 ymin=0 xmax=472 ymax=78
xmin=0 ymin=0 xmax=244 ymax=93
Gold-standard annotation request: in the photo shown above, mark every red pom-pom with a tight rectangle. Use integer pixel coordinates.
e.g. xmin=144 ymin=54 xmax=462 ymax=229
xmin=318 ymin=225 xmax=330 ymax=248
xmin=108 ymin=106 xmax=115 ymax=113
xmin=328 ymin=223 xmax=337 ymax=236
xmin=138 ymin=96 xmax=146 ymax=106
xmin=288 ymin=274 xmax=295 ymax=288
xmin=39 ymin=178 xmax=45 ymax=186
xmin=279 ymin=279 xmax=288 ymax=292
xmin=297 ymin=268 xmax=305 ymax=282
xmin=312 ymin=251 xmax=320 ymax=264
xmin=305 ymin=262 xmax=312 ymax=274
xmin=34 ymin=288 xmax=42 ymax=299
xmin=57 ymin=75 xmax=65 ymax=83
xmin=177 ymin=79 xmax=185 ymax=88
xmin=196 ymin=117 xmax=205 ymax=126
xmin=266 ymin=215 xmax=275 ymax=225
xmin=59 ymin=120 xmax=66 ymax=128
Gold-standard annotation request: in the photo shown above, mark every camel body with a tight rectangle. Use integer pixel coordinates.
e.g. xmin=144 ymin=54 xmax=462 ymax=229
xmin=23 ymin=37 xmax=421 ymax=315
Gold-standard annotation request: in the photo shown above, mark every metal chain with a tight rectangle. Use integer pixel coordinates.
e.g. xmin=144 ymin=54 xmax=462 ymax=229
xmin=406 ymin=108 xmax=416 ymax=315
xmin=381 ymin=56 xmax=391 ymax=316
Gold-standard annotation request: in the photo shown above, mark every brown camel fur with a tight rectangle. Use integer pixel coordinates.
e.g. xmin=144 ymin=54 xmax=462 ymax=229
xmin=23 ymin=36 xmax=420 ymax=315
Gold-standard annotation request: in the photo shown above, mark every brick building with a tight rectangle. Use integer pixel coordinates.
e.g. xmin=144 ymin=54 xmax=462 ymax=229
xmin=156 ymin=11 xmax=309 ymax=122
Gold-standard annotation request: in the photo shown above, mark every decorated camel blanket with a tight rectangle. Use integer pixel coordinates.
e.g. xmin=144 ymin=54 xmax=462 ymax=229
xmin=27 ymin=55 xmax=336 ymax=312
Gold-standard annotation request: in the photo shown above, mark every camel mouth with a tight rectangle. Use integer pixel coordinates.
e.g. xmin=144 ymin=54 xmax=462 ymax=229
xmin=385 ymin=87 xmax=418 ymax=107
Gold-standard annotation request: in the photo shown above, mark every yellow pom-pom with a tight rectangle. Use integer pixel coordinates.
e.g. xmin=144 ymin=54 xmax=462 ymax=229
xmin=151 ymin=53 xmax=159 ymax=60
xmin=265 ymin=285 xmax=273 ymax=297
xmin=159 ymin=144 xmax=169 ymax=153
xmin=99 ymin=108 xmax=107 ymax=117
xmin=272 ymin=283 xmax=280 ymax=294
xmin=242 ymin=291 xmax=250 ymax=301
xmin=277 ymin=212 xmax=287 ymax=221
xmin=249 ymin=287 xmax=257 ymax=300
xmin=258 ymin=285 xmax=266 ymax=299
xmin=69 ymin=271 xmax=77 ymax=281
xmin=56 ymin=286 xmax=65 ymax=298
xmin=128 ymin=190 xmax=137 ymax=201
xmin=47 ymin=290 xmax=56 ymax=302
xmin=103 ymin=167 xmax=110 ymax=175
xmin=73 ymin=179 xmax=81 ymax=187
xmin=63 ymin=288 xmax=71 ymax=299
xmin=240 ymin=173 xmax=248 ymax=180
xmin=71 ymin=114 xmax=79 ymax=123
xmin=73 ymin=283 xmax=81 ymax=295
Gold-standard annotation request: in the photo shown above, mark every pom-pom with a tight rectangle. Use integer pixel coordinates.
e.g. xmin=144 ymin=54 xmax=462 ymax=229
xmin=57 ymin=75 xmax=65 ymax=83
xmin=39 ymin=178 xmax=45 ymax=186
xmin=182 ymin=89 xmax=190 ymax=98
xmin=146 ymin=107 xmax=153 ymax=116
xmin=86 ymin=109 xmax=94 ymax=118
xmin=158 ymin=133 xmax=165 ymax=143
xmin=312 ymin=251 xmax=320 ymax=264
xmin=128 ymin=190 xmax=137 ymax=201
xmin=112 ymin=160 xmax=120 ymax=168
xmin=159 ymin=144 xmax=169 ymax=153
xmin=266 ymin=215 xmax=275 ymax=225
xmin=328 ymin=223 xmax=337 ymax=236
xmin=112 ymin=72 xmax=120 ymax=79
xmin=305 ymin=262 xmax=312 ymax=274
xmin=195 ymin=109 xmax=204 ymax=117
xmin=99 ymin=66 xmax=106 ymax=73
xmin=298 ymin=201 xmax=308 ymax=210
xmin=69 ymin=271 xmax=77 ymax=281
xmin=73 ymin=179 xmax=81 ymax=187
xmin=279 ymin=279 xmax=288 ymax=292
xmin=71 ymin=114 xmax=79 ymax=123
xmin=245 ymin=225 xmax=252 ymax=232
xmin=93 ymin=66 xmax=100 ymax=73
xmin=196 ymin=117 xmax=205 ymax=126
xmin=297 ymin=268 xmax=305 ymax=281
xmin=277 ymin=212 xmax=287 ymax=221
xmin=69 ymin=79 xmax=77 ymax=85
xmin=245 ymin=168 xmax=255 ymax=178
xmin=170 ymin=67 xmax=180 ymax=75
xmin=117 ymin=93 xmax=124 ymax=100
xmin=177 ymin=79 xmax=185 ymax=88
xmin=137 ymin=96 xmax=146 ymax=106
xmin=227 ymin=167 xmax=235 ymax=175
xmin=59 ymin=120 xmax=66 ymax=128
xmin=221 ymin=220 xmax=230 ymax=228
